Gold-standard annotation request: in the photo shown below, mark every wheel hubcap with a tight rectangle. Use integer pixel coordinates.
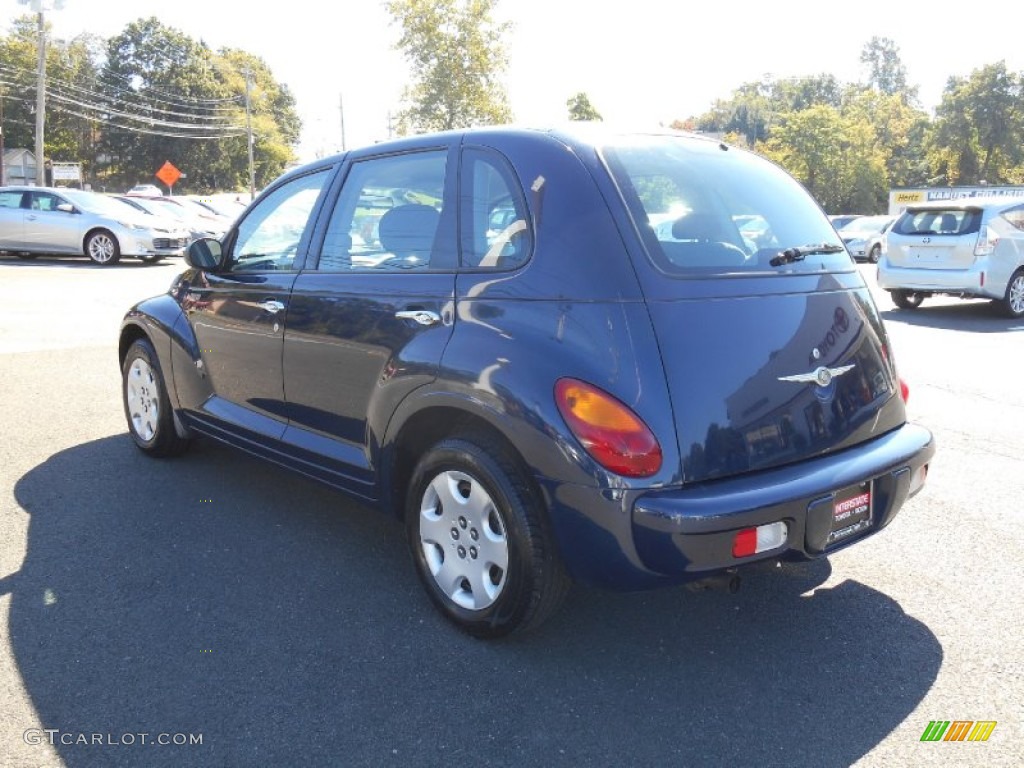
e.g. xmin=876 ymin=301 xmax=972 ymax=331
xmin=418 ymin=470 xmax=508 ymax=611
xmin=90 ymin=235 xmax=114 ymax=262
xmin=1009 ymin=276 xmax=1024 ymax=314
xmin=126 ymin=358 xmax=159 ymax=441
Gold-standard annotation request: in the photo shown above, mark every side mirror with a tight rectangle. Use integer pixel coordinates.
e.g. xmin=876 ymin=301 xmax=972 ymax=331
xmin=185 ymin=238 xmax=224 ymax=270
xmin=56 ymin=203 xmax=75 ymax=214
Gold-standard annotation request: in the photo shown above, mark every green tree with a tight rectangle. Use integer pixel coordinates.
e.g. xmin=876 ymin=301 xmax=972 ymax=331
xmin=694 ymin=75 xmax=842 ymax=147
xmin=757 ymin=104 xmax=887 ymax=213
xmin=860 ymin=36 xmax=916 ymax=101
xmin=88 ymin=17 xmax=300 ymax=192
xmin=385 ymin=0 xmax=512 ymax=134
xmin=566 ymin=91 xmax=601 ymax=121
xmin=210 ymin=48 xmax=301 ymax=190
xmin=926 ymin=62 xmax=1023 ymax=184
xmin=99 ymin=18 xmax=241 ymax=191
xmin=845 ymin=88 xmax=931 ymax=192
xmin=0 ymin=15 xmax=101 ymax=174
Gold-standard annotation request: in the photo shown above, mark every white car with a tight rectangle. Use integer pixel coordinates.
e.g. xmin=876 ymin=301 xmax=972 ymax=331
xmin=878 ymin=199 xmax=1024 ymax=317
xmin=838 ymin=214 xmax=895 ymax=263
xmin=0 ymin=186 xmax=190 ymax=265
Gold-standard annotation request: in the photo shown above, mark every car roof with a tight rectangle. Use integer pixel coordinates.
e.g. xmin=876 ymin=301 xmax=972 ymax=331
xmin=266 ymin=124 xmax=729 ymax=197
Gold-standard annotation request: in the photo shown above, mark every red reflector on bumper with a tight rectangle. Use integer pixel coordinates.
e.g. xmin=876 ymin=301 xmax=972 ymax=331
xmin=732 ymin=528 xmax=757 ymax=558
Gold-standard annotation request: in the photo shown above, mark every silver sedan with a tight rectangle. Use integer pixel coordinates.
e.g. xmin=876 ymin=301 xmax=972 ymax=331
xmin=0 ymin=186 xmax=190 ymax=265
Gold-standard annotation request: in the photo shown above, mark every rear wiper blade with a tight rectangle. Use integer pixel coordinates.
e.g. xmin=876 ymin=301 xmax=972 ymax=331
xmin=770 ymin=243 xmax=845 ymax=267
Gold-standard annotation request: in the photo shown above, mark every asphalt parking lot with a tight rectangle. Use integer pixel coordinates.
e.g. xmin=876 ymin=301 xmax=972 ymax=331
xmin=1 ymin=254 xmax=1021 ymax=768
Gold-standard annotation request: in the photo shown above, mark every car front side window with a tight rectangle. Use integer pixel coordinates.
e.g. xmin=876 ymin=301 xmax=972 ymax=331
xmin=228 ymin=169 xmax=331 ymax=272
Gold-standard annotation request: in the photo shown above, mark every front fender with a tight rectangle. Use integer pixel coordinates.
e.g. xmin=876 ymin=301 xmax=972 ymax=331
xmin=119 ymin=293 xmax=203 ymax=413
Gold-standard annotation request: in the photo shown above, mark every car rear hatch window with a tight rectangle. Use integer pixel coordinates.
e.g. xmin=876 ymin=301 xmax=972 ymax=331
xmin=886 ymin=207 xmax=983 ymax=270
xmin=598 ymin=135 xmax=904 ymax=483
xmin=601 ymin=135 xmax=849 ymax=276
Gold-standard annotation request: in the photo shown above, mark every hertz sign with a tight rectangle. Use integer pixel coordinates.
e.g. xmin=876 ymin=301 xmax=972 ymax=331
xmin=889 ymin=185 xmax=1024 ymax=215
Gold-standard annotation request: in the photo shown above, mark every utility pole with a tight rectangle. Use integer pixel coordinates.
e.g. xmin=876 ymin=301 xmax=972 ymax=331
xmin=21 ymin=0 xmax=64 ymax=186
xmin=244 ymin=67 xmax=255 ymax=201
xmin=339 ymin=93 xmax=346 ymax=152
xmin=1 ymin=91 xmax=5 ymax=185
xmin=34 ymin=7 xmax=46 ymax=185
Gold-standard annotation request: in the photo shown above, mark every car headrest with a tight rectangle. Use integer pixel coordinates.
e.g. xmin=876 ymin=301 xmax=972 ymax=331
xmin=377 ymin=204 xmax=440 ymax=260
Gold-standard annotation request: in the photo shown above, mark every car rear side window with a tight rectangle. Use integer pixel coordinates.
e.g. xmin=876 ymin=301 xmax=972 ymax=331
xmin=892 ymin=208 xmax=982 ymax=236
xmin=0 ymin=191 xmax=24 ymax=208
xmin=459 ymin=147 xmax=532 ymax=270
xmin=601 ymin=136 xmax=846 ymax=275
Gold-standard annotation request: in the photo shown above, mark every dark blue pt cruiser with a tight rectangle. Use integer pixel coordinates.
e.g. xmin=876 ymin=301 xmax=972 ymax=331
xmin=119 ymin=126 xmax=935 ymax=637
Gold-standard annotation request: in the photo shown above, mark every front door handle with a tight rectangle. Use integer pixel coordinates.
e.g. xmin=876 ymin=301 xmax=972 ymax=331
xmin=258 ymin=300 xmax=285 ymax=314
xmin=395 ymin=309 xmax=440 ymax=326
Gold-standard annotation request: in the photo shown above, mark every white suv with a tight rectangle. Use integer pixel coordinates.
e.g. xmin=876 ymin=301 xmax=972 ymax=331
xmin=878 ymin=199 xmax=1024 ymax=317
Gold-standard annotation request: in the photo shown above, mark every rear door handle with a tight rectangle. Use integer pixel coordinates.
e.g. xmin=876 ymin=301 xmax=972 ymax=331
xmin=258 ymin=300 xmax=285 ymax=314
xmin=395 ymin=309 xmax=440 ymax=326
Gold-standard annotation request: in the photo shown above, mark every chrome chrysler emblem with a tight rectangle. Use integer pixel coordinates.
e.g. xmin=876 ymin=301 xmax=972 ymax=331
xmin=778 ymin=364 xmax=855 ymax=387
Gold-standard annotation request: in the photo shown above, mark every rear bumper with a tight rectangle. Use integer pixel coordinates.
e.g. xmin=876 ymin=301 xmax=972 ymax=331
xmin=631 ymin=423 xmax=935 ymax=577
xmin=876 ymin=261 xmax=1000 ymax=299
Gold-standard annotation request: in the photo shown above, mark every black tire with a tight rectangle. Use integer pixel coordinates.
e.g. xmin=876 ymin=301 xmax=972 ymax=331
xmin=868 ymin=244 xmax=881 ymax=263
xmin=85 ymin=229 xmax=121 ymax=265
xmin=996 ymin=269 xmax=1024 ymax=318
xmin=121 ymin=338 xmax=190 ymax=457
xmin=406 ymin=437 xmax=570 ymax=638
xmin=890 ymin=289 xmax=924 ymax=310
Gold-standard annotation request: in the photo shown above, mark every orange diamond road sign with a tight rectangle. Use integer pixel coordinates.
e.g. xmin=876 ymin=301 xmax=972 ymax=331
xmin=155 ymin=161 xmax=182 ymax=188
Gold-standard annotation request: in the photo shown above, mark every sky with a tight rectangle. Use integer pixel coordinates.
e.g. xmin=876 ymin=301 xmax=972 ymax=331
xmin=4 ymin=0 xmax=1024 ymax=165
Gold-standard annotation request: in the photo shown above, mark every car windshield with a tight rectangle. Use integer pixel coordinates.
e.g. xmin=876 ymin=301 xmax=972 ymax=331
xmin=601 ymin=135 xmax=846 ymax=274
xmin=839 ymin=215 xmax=892 ymax=236
xmin=62 ymin=189 xmax=146 ymax=218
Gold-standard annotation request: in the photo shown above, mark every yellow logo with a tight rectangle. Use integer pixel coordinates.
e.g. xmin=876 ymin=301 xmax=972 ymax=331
xmin=895 ymin=192 xmax=924 ymax=203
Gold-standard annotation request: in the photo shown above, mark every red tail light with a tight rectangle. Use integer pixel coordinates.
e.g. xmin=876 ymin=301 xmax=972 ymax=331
xmin=555 ymin=378 xmax=662 ymax=477
xmin=900 ymin=377 xmax=910 ymax=403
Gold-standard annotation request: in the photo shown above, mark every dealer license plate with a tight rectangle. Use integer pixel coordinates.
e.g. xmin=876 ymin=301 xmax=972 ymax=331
xmin=828 ymin=483 xmax=872 ymax=546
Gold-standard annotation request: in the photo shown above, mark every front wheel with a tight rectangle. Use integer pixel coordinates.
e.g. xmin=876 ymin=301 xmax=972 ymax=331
xmin=868 ymin=244 xmax=881 ymax=263
xmin=890 ymin=289 xmax=924 ymax=310
xmin=85 ymin=230 xmax=120 ymax=265
xmin=996 ymin=269 xmax=1024 ymax=318
xmin=122 ymin=338 xmax=190 ymax=457
xmin=406 ymin=437 xmax=570 ymax=638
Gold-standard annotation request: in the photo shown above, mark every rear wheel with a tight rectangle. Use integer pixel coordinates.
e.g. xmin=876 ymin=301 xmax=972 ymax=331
xmin=890 ymin=289 xmax=924 ymax=310
xmin=406 ymin=437 xmax=570 ymax=637
xmin=122 ymin=338 xmax=190 ymax=457
xmin=997 ymin=269 xmax=1024 ymax=318
xmin=85 ymin=230 xmax=120 ymax=265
